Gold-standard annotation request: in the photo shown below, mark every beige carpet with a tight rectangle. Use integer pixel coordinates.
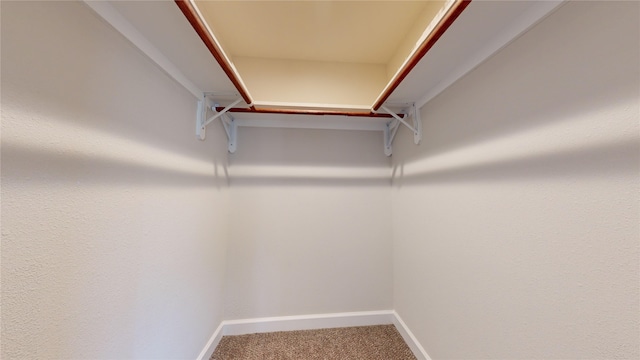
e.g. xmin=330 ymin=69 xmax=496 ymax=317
xmin=211 ymin=324 xmax=417 ymax=360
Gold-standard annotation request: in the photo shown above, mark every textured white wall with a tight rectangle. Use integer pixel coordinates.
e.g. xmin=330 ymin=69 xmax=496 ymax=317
xmin=3 ymin=1 xmax=639 ymax=359
xmin=391 ymin=1 xmax=639 ymax=359
xmin=1 ymin=2 xmax=229 ymax=359
xmin=225 ymin=128 xmax=393 ymax=319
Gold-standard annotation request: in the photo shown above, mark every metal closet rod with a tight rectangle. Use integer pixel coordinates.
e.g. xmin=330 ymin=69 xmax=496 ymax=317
xmin=215 ymin=107 xmax=401 ymax=119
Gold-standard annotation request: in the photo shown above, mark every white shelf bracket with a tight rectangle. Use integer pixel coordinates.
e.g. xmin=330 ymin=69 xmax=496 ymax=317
xmin=381 ymin=103 xmax=422 ymax=156
xmin=384 ymin=119 xmax=400 ymax=156
xmin=221 ymin=113 xmax=238 ymax=153
xmin=196 ymin=97 xmax=242 ymax=154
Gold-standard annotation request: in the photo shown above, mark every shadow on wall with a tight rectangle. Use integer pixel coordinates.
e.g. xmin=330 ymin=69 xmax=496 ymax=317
xmin=1 ymin=90 xmax=229 ymax=188
xmin=392 ymin=136 xmax=638 ymax=187
xmin=228 ymin=127 xmax=392 ymax=187
xmin=229 ymin=176 xmax=390 ymax=187
xmin=391 ymin=0 xmax=639 ymax=187
xmin=1 ymin=83 xmax=230 ymax=187
xmin=1 ymin=0 xmax=230 ymax=185
xmin=2 ymin=143 xmax=227 ymax=188
xmin=0 ymin=1 xmax=221 ymax=165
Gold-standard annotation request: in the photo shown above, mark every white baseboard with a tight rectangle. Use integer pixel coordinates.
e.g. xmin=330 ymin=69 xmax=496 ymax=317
xmin=196 ymin=310 xmax=430 ymax=360
xmin=223 ymin=310 xmax=395 ymax=336
xmin=392 ymin=311 xmax=432 ymax=360
xmin=196 ymin=322 xmax=224 ymax=360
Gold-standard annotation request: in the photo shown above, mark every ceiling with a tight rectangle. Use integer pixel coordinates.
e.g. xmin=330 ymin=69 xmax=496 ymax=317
xmin=105 ymin=0 xmax=564 ymax=111
xmin=196 ymin=1 xmax=431 ymax=65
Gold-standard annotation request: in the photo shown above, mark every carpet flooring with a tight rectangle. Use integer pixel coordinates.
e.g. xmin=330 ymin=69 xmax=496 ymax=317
xmin=211 ymin=324 xmax=417 ymax=360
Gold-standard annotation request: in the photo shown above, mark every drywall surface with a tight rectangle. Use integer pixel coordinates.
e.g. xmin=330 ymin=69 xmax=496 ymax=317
xmin=225 ymin=128 xmax=393 ymax=319
xmin=391 ymin=1 xmax=639 ymax=359
xmin=1 ymin=2 xmax=229 ymax=359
